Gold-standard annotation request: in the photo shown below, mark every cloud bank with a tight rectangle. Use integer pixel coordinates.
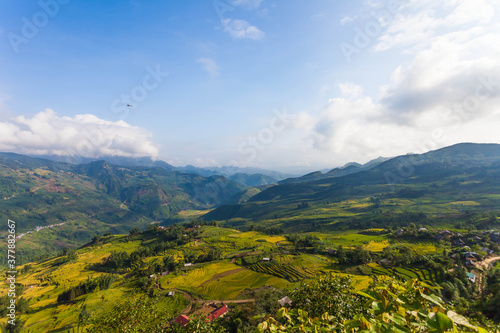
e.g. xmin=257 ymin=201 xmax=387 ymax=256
xmin=298 ymin=0 xmax=500 ymax=164
xmin=0 ymin=109 xmax=159 ymax=159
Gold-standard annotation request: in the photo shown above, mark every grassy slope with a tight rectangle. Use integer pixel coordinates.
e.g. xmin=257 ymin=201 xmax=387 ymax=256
xmin=204 ymin=144 xmax=500 ymax=230
xmin=0 ymin=154 xmax=245 ymax=266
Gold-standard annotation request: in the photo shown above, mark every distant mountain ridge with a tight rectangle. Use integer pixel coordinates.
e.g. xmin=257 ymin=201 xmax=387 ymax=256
xmin=35 ymin=155 xmax=291 ymax=187
xmin=203 ymin=142 xmax=500 ymax=222
xmin=0 ymin=153 xmax=244 ymax=264
xmin=279 ymin=156 xmax=391 ymax=184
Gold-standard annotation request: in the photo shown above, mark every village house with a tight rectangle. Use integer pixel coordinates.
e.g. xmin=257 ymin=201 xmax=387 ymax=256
xmin=467 ymin=272 xmax=476 ymax=283
xmin=208 ymin=304 xmax=229 ymax=322
xmin=278 ymin=296 xmax=292 ymax=307
xmin=471 ymin=236 xmax=481 ymax=243
xmin=490 ymin=233 xmax=500 ymax=244
xmin=481 ymin=247 xmax=494 ymax=255
xmin=434 ymin=233 xmax=445 ymax=241
xmin=378 ymin=259 xmax=392 ymax=266
xmin=174 ymin=315 xmax=189 ymax=327
xmin=326 ymin=248 xmax=337 ymax=255
xmin=464 ymin=252 xmax=479 ymax=267
xmin=262 ymin=258 xmax=271 ymax=262
xmin=184 ymin=263 xmax=193 ymax=267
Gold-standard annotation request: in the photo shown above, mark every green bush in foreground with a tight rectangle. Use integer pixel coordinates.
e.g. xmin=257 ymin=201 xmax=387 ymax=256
xmin=256 ymin=278 xmax=489 ymax=333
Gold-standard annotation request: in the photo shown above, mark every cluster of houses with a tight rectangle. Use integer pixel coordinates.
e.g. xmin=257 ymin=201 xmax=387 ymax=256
xmin=394 ymin=228 xmax=500 ymax=286
xmin=16 ymin=222 xmax=66 ymax=239
xmin=174 ymin=303 xmax=229 ymax=327
xmin=395 ymin=228 xmax=500 ymax=248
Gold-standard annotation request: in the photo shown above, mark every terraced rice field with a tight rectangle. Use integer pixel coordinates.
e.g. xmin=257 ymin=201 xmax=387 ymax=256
xmin=197 ymin=270 xmax=292 ymax=299
xmin=368 ymin=263 xmax=443 ymax=284
xmin=247 ymin=262 xmax=319 ymax=282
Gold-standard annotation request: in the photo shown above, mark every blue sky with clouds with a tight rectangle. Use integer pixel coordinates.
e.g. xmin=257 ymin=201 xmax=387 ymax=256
xmin=1 ymin=0 xmax=500 ymax=172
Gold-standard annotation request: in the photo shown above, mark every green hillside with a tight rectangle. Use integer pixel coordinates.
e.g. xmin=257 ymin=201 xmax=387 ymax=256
xmin=0 ymin=154 xmax=244 ymax=265
xmin=2 ymin=221 xmax=498 ymax=332
xmin=204 ymin=143 xmax=500 ymax=232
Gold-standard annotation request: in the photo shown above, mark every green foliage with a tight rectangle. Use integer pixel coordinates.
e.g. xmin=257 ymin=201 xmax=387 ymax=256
xmin=285 ymin=234 xmax=321 ymax=248
xmin=85 ymin=294 xmax=228 ymax=333
xmin=2 ymin=318 xmax=26 ymax=333
xmin=348 ymin=278 xmax=487 ymax=332
xmin=57 ymin=275 xmax=115 ymax=303
xmin=255 ymin=287 xmax=287 ymax=315
xmin=256 ymin=278 xmax=488 ymax=332
xmin=290 ymin=273 xmax=364 ymax=322
xmin=85 ymin=295 xmax=174 ymax=332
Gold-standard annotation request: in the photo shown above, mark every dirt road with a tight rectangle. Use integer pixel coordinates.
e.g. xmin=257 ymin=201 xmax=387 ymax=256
xmin=480 ymin=256 xmax=500 ymax=268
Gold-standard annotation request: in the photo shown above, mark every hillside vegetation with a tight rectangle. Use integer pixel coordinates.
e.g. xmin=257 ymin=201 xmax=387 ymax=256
xmin=0 ymin=153 xmax=244 ymax=264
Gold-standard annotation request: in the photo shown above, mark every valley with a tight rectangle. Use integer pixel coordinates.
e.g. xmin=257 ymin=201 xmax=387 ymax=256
xmin=1 ymin=143 xmax=500 ymax=332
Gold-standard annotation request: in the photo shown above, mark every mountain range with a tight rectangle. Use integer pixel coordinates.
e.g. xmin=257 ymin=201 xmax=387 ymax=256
xmin=3 ymin=142 xmax=500 ymax=263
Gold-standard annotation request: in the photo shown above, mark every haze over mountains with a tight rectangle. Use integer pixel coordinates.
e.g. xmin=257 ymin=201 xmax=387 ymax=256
xmin=34 ymin=154 xmax=295 ymax=187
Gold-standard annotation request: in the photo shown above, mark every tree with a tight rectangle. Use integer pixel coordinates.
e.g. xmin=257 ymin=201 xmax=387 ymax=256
xmin=3 ymin=318 xmax=26 ymax=333
xmin=86 ymin=295 xmax=174 ymax=332
xmin=337 ymin=245 xmax=348 ymax=264
xmin=289 ymin=273 xmax=364 ymax=322
xmin=255 ymin=287 xmax=287 ymax=315
xmin=129 ymin=228 xmax=141 ymax=236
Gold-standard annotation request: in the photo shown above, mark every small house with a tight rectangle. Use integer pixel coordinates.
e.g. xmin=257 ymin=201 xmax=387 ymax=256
xmin=208 ymin=304 xmax=228 ymax=322
xmin=326 ymin=249 xmax=337 ymax=255
xmin=175 ymin=315 xmax=189 ymax=327
xmin=492 ymin=234 xmax=500 ymax=244
xmin=278 ymin=296 xmax=292 ymax=307
xmin=378 ymin=259 xmax=392 ymax=266
xmin=472 ymin=236 xmax=481 ymax=243
xmin=168 ymin=291 xmax=175 ymax=297
xmin=467 ymin=272 xmax=476 ymax=283
xmin=465 ymin=259 xmax=478 ymax=268
xmin=262 ymin=258 xmax=271 ymax=262
xmin=452 ymin=239 xmax=465 ymax=247
xmin=464 ymin=252 xmax=477 ymax=259
xmin=184 ymin=263 xmax=193 ymax=267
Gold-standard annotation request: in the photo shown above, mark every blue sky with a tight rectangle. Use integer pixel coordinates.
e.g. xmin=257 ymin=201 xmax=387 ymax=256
xmin=1 ymin=0 xmax=500 ymax=173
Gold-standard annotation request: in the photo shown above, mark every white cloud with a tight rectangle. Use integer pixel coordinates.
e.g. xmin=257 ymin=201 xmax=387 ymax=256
xmin=231 ymin=0 xmax=263 ymax=9
xmin=0 ymin=109 xmax=159 ymax=158
xmin=373 ymin=0 xmax=498 ymax=52
xmin=222 ymin=18 xmax=265 ymax=40
xmin=340 ymin=16 xmax=355 ymax=25
xmin=337 ymin=82 xmax=364 ymax=99
xmin=197 ymin=57 xmax=220 ymax=76
xmin=297 ymin=0 xmax=500 ymax=164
